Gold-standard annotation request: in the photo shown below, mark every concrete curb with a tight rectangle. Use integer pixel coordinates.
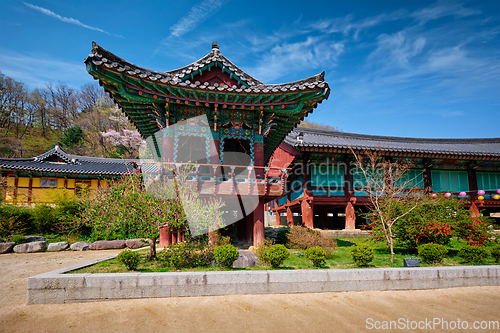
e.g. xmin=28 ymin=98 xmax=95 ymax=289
xmin=27 ymin=260 xmax=500 ymax=304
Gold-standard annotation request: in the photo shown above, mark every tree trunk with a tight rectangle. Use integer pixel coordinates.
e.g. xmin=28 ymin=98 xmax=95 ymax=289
xmin=149 ymin=237 xmax=157 ymax=260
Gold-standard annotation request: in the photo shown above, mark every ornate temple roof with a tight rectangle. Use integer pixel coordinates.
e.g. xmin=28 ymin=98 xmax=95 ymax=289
xmin=85 ymin=41 xmax=328 ymax=93
xmin=0 ymin=145 xmax=136 ymax=176
xmin=285 ymin=127 xmax=500 ymax=159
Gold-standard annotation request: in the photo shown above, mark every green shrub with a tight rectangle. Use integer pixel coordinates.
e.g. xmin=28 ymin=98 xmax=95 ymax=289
xmin=0 ymin=204 xmax=35 ymax=238
xmin=158 ymin=241 xmax=213 ymax=269
xmin=116 ymin=249 xmax=141 ymax=270
xmin=213 ymin=244 xmax=239 ymax=268
xmin=265 ymin=244 xmax=290 ymax=268
xmin=457 ymin=245 xmax=488 ymax=263
xmin=304 ymin=246 xmax=327 ymax=267
xmin=491 ymin=244 xmax=500 ymax=263
xmin=286 ymin=227 xmax=337 ymax=251
xmin=275 ymin=228 xmax=290 ymax=245
xmin=208 ymin=232 xmax=231 ymax=247
xmin=350 ymin=243 xmax=375 ymax=267
xmin=10 ymin=234 xmax=26 ymax=244
xmin=32 ymin=204 xmax=56 ymax=234
xmin=417 ymin=243 xmax=448 ymax=264
xmin=254 ymin=239 xmax=273 ymax=266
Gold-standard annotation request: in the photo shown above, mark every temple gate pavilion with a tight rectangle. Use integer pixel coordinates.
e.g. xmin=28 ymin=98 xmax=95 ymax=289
xmin=84 ymin=41 xmax=330 ymax=246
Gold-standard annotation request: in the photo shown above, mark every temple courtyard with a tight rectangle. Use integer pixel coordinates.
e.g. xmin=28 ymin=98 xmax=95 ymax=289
xmin=1 ymin=251 xmax=498 ymax=332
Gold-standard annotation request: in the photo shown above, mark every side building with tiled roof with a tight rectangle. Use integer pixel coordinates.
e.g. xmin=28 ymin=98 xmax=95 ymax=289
xmin=0 ymin=145 xmax=137 ymax=204
xmin=270 ymin=127 xmax=500 ymax=229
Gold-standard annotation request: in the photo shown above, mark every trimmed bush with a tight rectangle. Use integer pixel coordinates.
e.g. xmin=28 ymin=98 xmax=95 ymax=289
xmin=286 ymin=227 xmax=337 ymax=251
xmin=417 ymin=243 xmax=448 ymax=264
xmin=350 ymin=243 xmax=375 ymax=267
xmin=254 ymin=239 xmax=273 ymax=266
xmin=10 ymin=235 xmax=27 ymax=244
xmin=116 ymin=249 xmax=141 ymax=270
xmin=266 ymin=244 xmax=290 ymax=268
xmin=158 ymin=241 xmax=213 ymax=269
xmin=213 ymin=244 xmax=239 ymax=268
xmin=457 ymin=245 xmax=488 ymax=263
xmin=304 ymin=246 xmax=326 ymax=267
xmin=491 ymin=244 xmax=500 ymax=263
xmin=275 ymin=228 xmax=290 ymax=245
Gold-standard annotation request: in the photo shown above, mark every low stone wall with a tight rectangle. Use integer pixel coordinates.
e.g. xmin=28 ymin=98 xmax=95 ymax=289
xmin=27 ymin=259 xmax=500 ymax=304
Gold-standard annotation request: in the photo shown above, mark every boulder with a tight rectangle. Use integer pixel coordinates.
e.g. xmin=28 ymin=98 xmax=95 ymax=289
xmin=13 ymin=241 xmax=47 ymax=253
xmin=70 ymin=242 xmax=91 ymax=251
xmin=89 ymin=240 xmax=126 ymax=250
xmin=125 ymin=239 xmax=148 ymax=249
xmin=232 ymin=250 xmax=259 ymax=268
xmin=25 ymin=236 xmax=46 ymax=243
xmin=47 ymin=242 xmax=69 ymax=252
xmin=0 ymin=242 xmax=16 ymax=254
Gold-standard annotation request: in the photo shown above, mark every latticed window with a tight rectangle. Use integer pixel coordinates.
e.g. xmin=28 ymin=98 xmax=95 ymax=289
xmin=310 ymin=165 xmax=344 ymax=196
xmin=431 ymin=170 xmax=469 ymax=192
xmin=40 ymin=178 xmax=57 ymax=188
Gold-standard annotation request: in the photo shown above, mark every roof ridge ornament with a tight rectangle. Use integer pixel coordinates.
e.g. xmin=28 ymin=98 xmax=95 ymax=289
xmin=212 ymin=41 xmax=219 ymax=53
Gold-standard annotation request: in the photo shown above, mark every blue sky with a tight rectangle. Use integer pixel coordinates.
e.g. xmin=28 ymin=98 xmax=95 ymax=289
xmin=0 ymin=0 xmax=499 ymax=138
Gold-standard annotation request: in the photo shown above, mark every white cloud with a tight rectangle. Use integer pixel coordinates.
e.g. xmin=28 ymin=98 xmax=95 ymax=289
xmin=246 ymin=36 xmax=345 ymax=82
xmin=0 ymin=50 xmax=89 ymax=89
xmin=412 ymin=0 xmax=481 ymax=24
xmin=169 ymin=0 xmax=223 ymax=38
xmin=22 ymin=2 xmax=121 ymax=37
xmin=368 ymin=32 xmax=426 ymax=68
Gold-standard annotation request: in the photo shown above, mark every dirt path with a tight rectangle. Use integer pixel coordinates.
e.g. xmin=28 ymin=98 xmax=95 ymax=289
xmin=0 ymin=251 xmax=499 ymax=333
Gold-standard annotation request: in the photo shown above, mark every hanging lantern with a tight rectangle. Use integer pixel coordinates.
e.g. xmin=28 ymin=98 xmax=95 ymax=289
xmin=478 ymin=196 xmax=485 ymax=201
xmin=445 ymin=193 xmax=452 ymax=197
xmin=431 ymin=193 xmax=437 ymax=198
xmin=459 ymin=192 xmax=466 ymax=197
xmin=494 ymin=195 xmax=500 ymax=200
xmin=478 ymin=190 xmax=486 ymax=195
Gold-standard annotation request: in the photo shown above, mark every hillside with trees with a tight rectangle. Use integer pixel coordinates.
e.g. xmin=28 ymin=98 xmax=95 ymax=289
xmin=0 ymin=71 xmax=142 ymax=159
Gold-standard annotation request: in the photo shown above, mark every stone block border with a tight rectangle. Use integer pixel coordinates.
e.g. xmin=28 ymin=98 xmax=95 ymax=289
xmin=27 ymin=253 xmax=500 ymax=304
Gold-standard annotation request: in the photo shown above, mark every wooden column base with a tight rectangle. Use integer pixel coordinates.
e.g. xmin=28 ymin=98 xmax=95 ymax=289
xmin=345 ymin=202 xmax=356 ymax=229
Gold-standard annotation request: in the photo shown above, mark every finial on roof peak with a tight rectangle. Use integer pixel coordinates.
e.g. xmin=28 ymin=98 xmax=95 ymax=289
xmin=212 ymin=41 xmax=219 ymax=50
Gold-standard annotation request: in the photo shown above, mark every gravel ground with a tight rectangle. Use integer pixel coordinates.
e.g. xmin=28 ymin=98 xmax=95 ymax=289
xmin=0 ymin=250 xmax=499 ymax=333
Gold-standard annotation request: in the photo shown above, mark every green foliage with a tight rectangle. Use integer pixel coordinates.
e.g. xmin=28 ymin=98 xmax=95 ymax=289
xmin=457 ymin=245 xmax=488 ymax=263
xmin=417 ymin=243 xmax=448 ymax=264
xmin=158 ymin=241 xmax=213 ymax=269
xmin=213 ymin=244 xmax=239 ymax=268
xmin=10 ymin=234 xmax=27 ymax=244
xmin=455 ymin=217 xmax=494 ymax=247
xmin=265 ymin=244 xmax=290 ymax=268
xmin=32 ymin=204 xmax=56 ymax=234
xmin=116 ymin=249 xmax=141 ymax=270
xmin=58 ymin=126 xmax=83 ymax=148
xmin=208 ymin=232 xmax=231 ymax=247
xmin=304 ymin=246 xmax=327 ymax=267
xmin=350 ymin=243 xmax=375 ymax=267
xmin=491 ymin=244 xmax=500 ymax=263
xmin=0 ymin=204 xmax=34 ymax=238
xmin=254 ymin=239 xmax=273 ymax=266
xmin=286 ymin=227 xmax=337 ymax=251
xmin=275 ymin=228 xmax=290 ymax=245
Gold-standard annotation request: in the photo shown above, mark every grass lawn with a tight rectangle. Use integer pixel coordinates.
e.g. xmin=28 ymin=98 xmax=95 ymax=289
xmin=70 ymin=237 xmax=499 ymax=274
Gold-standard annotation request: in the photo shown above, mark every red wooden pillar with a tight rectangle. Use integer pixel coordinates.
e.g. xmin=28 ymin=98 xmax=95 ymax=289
xmin=159 ymin=227 xmax=172 ymax=248
xmin=253 ymin=198 xmax=265 ymax=246
xmin=253 ymin=141 xmax=264 ymax=178
xmin=27 ymin=176 xmax=33 ymax=205
xmin=275 ymin=211 xmax=281 ymax=226
xmin=171 ymin=227 xmax=177 ymax=244
xmin=245 ymin=211 xmax=254 ymax=244
xmin=286 ymin=206 xmax=293 ymax=226
xmin=345 ymin=202 xmax=356 ymax=229
xmin=301 ymin=199 xmax=314 ymax=228
xmin=320 ymin=209 xmax=328 ymax=230
xmin=13 ymin=175 xmax=18 ymax=203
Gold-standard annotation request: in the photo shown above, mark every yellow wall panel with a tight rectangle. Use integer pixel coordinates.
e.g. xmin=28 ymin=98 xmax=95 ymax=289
xmin=57 ymin=178 xmax=65 ymax=188
xmin=32 ymin=177 xmax=40 ymax=187
xmin=17 ymin=188 xmax=29 ymax=203
xmin=7 ymin=177 xmax=15 ymax=186
xmin=67 ymin=179 xmax=75 ymax=189
xmin=91 ymin=179 xmax=98 ymax=188
xmin=18 ymin=177 xmax=30 ymax=187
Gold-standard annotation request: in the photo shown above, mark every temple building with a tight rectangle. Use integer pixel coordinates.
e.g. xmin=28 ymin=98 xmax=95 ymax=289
xmin=0 ymin=145 xmax=134 ymax=203
xmin=271 ymin=128 xmax=500 ymax=228
xmin=83 ymin=41 xmax=329 ymax=246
